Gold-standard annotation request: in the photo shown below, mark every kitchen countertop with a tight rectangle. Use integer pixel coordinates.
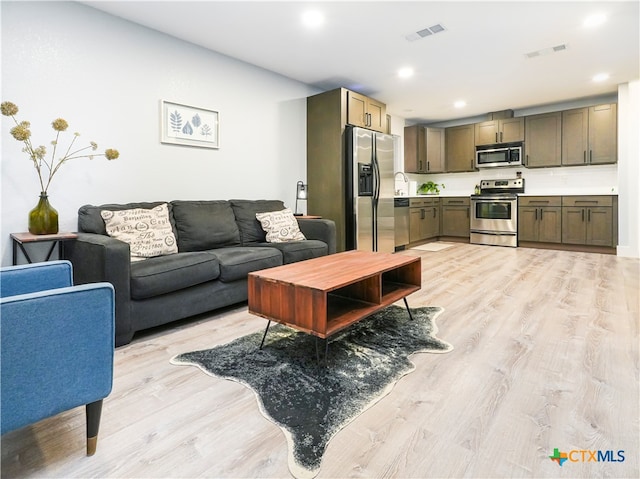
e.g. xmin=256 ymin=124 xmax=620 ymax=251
xmin=394 ymin=194 xmax=471 ymax=198
xmin=395 ymin=192 xmax=618 ymax=199
xmin=518 ymin=192 xmax=617 ymax=196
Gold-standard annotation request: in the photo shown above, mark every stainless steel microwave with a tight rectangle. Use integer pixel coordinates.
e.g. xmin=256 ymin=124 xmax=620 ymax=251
xmin=475 ymin=143 xmax=522 ymax=168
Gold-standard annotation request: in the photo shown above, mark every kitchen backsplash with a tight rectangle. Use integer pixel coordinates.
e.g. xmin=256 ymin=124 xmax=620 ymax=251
xmin=396 ymin=164 xmax=618 ymax=196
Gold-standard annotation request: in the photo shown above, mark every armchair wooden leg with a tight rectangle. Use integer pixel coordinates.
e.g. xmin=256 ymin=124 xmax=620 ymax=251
xmin=86 ymin=400 xmax=103 ymax=456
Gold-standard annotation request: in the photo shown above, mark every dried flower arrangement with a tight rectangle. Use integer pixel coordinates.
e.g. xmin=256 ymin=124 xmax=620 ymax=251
xmin=1 ymin=101 xmax=119 ymax=195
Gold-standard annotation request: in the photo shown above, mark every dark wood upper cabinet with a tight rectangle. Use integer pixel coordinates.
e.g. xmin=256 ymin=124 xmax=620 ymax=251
xmin=404 ymin=125 xmax=445 ymax=173
xmin=524 ymin=112 xmax=562 ymax=168
xmin=562 ymin=104 xmax=617 ymax=166
xmin=347 ymin=90 xmax=387 ymax=133
xmin=445 ymin=124 xmax=476 ymax=172
xmin=475 ymin=117 xmax=524 ymax=146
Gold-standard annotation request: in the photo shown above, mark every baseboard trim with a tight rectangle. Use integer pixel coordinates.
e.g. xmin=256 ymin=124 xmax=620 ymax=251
xmin=518 ymin=241 xmax=616 ymax=255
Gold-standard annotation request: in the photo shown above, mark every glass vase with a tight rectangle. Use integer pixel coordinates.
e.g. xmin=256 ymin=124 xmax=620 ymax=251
xmin=28 ymin=193 xmax=59 ymax=235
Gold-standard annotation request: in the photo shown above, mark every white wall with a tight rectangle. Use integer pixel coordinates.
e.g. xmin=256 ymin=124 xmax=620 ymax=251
xmin=1 ymin=1 xmax=318 ymax=266
xmin=617 ymin=80 xmax=640 ymax=258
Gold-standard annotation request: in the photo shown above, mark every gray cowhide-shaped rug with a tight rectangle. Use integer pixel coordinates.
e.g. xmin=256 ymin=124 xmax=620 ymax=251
xmin=171 ymin=305 xmax=453 ymax=478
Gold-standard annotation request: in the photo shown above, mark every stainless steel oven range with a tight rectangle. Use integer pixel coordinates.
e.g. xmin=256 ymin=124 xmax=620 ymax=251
xmin=470 ymin=178 xmax=525 ymax=247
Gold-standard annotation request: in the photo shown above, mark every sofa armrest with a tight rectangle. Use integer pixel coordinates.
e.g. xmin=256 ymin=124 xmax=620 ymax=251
xmin=64 ymin=233 xmax=133 ymax=346
xmin=297 ymin=219 xmax=336 ymax=254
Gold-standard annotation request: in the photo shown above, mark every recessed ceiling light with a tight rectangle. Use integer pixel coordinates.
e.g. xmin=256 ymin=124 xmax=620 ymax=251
xmin=454 ymin=100 xmax=466 ymax=109
xmin=593 ymin=73 xmax=610 ymax=82
xmin=398 ymin=67 xmax=414 ymax=79
xmin=584 ymin=13 xmax=606 ymax=28
xmin=301 ymin=10 xmax=324 ymax=29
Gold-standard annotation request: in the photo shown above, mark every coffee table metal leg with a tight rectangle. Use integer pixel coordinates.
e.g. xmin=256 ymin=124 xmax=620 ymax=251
xmin=403 ymin=297 xmax=414 ymax=321
xmin=259 ymin=320 xmax=271 ymax=350
xmin=315 ymin=337 xmax=329 ymax=366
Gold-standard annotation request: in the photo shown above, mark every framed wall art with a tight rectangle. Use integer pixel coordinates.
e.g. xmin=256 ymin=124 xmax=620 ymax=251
xmin=160 ymin=100 xmax=219 ymax=149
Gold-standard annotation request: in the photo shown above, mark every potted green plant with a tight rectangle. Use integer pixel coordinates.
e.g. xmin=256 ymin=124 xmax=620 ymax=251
xmin=417 ymin=181 xmax=445 ymax=195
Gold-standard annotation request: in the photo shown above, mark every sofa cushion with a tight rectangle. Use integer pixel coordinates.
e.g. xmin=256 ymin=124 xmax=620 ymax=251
xmin=130 ymin=251 xmax=220 ymax=300
xmin=254 ymin=240 xmax=328 ymax=264
xmin=171 ymin=200 xmax=241 ymax=252
xmin=210 ymin=247 xmax=282 ymax=283
xmin=255 ymin=208 xmax=306 ymax=243
xmin=101 ymin=204 xmax=178 ymax=260
xmin=78 ymin=202 xmax=175 ymax=235
xmin=230 ymin=199 xmax=286 ymax=245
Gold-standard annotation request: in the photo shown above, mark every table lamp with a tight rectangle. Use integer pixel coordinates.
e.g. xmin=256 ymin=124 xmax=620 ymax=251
xmin=295 ymin=181 xmax=307 ymax=216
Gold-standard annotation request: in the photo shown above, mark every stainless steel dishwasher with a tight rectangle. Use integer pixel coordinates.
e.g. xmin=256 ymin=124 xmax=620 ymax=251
xmin=394 ymin=197 xmax=410 ymax=249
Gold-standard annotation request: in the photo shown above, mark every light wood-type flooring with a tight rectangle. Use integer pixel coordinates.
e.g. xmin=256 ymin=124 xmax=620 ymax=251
xmin=2 ymin=243 xmax=639 ymax=478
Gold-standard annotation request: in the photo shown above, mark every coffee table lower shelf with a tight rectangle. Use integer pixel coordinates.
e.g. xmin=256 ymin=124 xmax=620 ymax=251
xmin=325 ymin=284 xmax=418 ymax=336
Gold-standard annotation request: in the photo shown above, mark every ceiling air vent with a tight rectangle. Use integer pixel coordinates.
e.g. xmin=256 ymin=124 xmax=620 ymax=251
xmin=406 ymin=24 xmax=446 ymax=42
xmin=525 ymin=43 xmax=569 ymax=59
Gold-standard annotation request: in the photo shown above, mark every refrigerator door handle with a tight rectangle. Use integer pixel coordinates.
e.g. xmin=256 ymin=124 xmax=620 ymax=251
xmin=372 ymin=143 xmax=380 ymax=252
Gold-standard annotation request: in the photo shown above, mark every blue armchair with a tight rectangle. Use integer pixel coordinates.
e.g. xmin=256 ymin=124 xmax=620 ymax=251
xmin=1 ymin=260 xmax=115 ymax=455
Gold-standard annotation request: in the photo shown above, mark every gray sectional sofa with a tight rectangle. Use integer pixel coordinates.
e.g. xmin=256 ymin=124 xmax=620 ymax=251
xmin=65 ymin=199 xmax=336 ymax=346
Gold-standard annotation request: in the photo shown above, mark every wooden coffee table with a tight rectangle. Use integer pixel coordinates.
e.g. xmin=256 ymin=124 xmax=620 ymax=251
xmin=248 ymin=250 xmax=421 ymax=348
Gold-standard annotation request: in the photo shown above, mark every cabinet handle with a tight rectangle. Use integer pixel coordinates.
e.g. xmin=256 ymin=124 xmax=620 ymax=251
xmin=588 ymin=209 xmax=591 ymax=222
xmin=535 ymin=209 xmax=538 ymax=220
xmin=433 ymin=207 xmax=437 ymax=218
xmin=582 ymin=209 xmax=585 ymax=222
xmin=583 ymin=151 xmax=587 ymax=163
xmin=589 ymin=150 xmax=593 ymax=163
xmin=466 ymin=207 xmax=469 ymax=218
xmin=421 ymin=208 xmax=425 ymax=220
xmin=500 ymin=131 xmax=503 ymax=142
xmin=427 ymin=161 xmax=430 ymax=171
xmin=540 ymin=208 xmax=543 ymax=221
xmin=495 ymin=132 xmax=498 ymax=143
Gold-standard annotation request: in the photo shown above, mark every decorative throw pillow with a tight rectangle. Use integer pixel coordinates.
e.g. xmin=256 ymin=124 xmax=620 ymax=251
xmin=101 ymin=203 xmax=178 ymax=260
xmin=255 ymin=208 xmax=306 ymax=243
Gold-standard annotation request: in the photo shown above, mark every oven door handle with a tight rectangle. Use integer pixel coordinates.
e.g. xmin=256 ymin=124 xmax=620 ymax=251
xmin=472 ymin=199 xmax=516 ymax=204
xmin=471 ymin=230 xmax=517 ymax=236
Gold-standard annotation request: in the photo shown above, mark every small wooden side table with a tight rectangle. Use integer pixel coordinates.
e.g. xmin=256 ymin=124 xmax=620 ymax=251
xmin=10 ymin=232 xmax=78 ymax=265
xmin=295 ymin=215 xmax=322 ymax=219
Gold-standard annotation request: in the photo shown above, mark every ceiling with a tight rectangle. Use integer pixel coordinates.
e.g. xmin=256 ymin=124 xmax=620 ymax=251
xmin=83 ymin=1 xmax=639 ymax=123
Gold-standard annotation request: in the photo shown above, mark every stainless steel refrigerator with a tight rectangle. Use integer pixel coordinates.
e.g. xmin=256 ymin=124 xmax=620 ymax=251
xmin=345 ymin=126 xmax=395 ymax=253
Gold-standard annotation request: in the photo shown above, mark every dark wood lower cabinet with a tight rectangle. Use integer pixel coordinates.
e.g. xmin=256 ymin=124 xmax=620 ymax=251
xmin=410 ymin=206 xmax=439 ymax=242
xmin=562 ymin=206 xmax=613 ymax=246
xmin=518 ymin=195 xmax=616 ymax=252
xmin=402 ymin=195 xmax=615 ymax=252
xmin=518 ymin=197 xmax=562 ymax=243
xmin=409 ymin=198 xmax=440 ymax=243
xmin=441 ymin=197 xmax=470 ymax=237
xmin=519 ymin=207 xmax=562 ymax=243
